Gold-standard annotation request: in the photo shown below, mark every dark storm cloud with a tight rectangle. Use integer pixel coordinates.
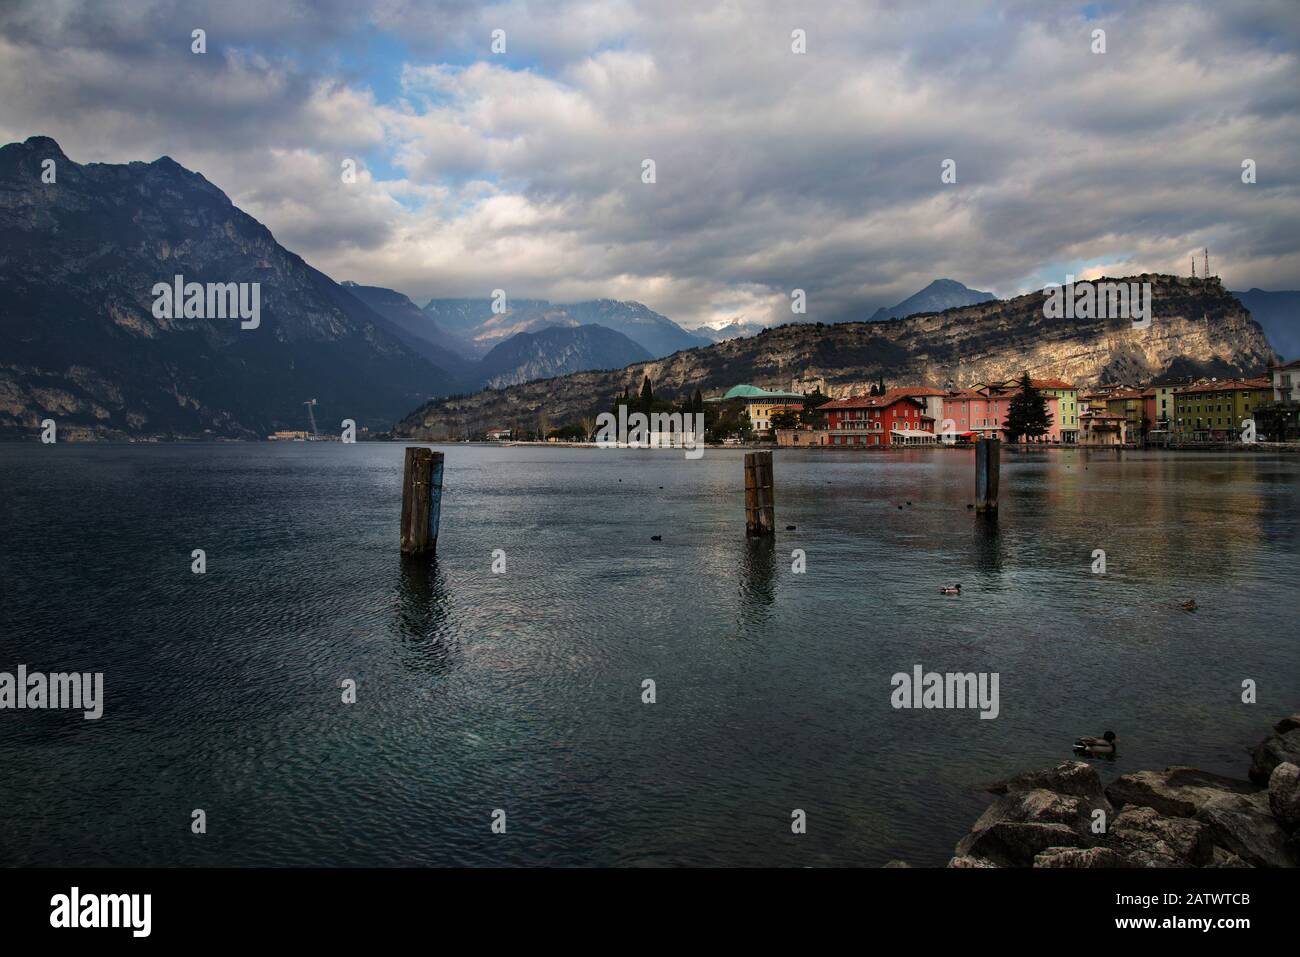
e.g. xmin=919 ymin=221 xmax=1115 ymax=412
xmin=1 ymin=0 xmax=1296 ymax=329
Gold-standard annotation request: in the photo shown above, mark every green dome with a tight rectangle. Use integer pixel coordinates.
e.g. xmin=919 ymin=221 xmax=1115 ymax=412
xmin=720 ymin=384 xmax=804 ymax=400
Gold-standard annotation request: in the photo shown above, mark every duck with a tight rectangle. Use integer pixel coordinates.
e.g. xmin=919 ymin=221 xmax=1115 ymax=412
xmin=1182 ymin=599 xmax=1198 ymax=612
xmin=650 ymin=535 xmax=662 ymax=541
xmin=939 ymin=584 xmax=962 ymax=595
xmin=785 ymin=525 xmax=797 ymax=531
xmin=1073 ymin=730 xmax=1117 ymax=754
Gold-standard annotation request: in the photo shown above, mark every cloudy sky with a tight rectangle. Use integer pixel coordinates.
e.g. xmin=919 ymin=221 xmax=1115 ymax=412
xmin=2 ymin=0 xmax=1297 ymax=328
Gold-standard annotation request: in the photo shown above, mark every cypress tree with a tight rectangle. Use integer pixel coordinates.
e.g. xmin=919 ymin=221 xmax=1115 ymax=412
xmin=1003 ymin=372 xmax=1051 ymax=442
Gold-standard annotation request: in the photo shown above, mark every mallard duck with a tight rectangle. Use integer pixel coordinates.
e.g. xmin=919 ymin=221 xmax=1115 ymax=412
xmin=939 ymin=584 xmax=962 ymax=595
xmin=1073 ymin=730 xmax=1117 ymax=754
xmin=1182 ymin=599 xmax=1198 ymax=612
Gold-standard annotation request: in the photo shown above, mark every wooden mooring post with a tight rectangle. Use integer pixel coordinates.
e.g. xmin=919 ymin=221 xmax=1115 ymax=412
xmin=744 ymin=450 xmax=775 ymax=536
xmin=400 ymin=447 xmax=444 ymax=555
xmin=975 ymin=437 xmax=1000 ymax=513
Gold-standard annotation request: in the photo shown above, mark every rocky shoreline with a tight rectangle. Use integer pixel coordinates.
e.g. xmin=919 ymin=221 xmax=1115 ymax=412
xmin=945 ymin=713 xmax=1300 ymax=868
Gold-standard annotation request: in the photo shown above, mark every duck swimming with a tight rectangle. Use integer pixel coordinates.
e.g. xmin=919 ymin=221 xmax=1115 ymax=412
xmin=1182 ymin=599 xmax=1198 ymax=612
xmin=1073 ymin=730 xmax=1117 ymax=754
xmin=939 ymin=584 xmax=962 ymax=595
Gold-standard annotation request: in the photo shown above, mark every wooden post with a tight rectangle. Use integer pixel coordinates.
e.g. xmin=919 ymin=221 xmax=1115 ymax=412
xmin=975 ymin=437 xmax=1000 ymax=513
xmin=744 ymin=450 xmax=775 ymax=536
xmin=401 ymin=447 xmax=444 ymax=555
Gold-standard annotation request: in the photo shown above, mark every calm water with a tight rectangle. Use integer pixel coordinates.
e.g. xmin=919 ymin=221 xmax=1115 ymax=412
xmin=1 ymin=443 xmax=1297 ymax=867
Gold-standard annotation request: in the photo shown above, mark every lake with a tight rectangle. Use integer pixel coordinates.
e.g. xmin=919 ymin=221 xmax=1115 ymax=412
xmin=1 ymin=443 xmax=1296 ymax=866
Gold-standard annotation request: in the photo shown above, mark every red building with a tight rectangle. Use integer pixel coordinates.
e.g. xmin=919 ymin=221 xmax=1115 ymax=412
xmin=816 ymin=391 xmax=937 ymax=446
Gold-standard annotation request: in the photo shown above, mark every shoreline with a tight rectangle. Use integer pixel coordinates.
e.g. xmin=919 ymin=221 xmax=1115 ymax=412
xmin=934 ymin=713 xmax=1300 ymax=869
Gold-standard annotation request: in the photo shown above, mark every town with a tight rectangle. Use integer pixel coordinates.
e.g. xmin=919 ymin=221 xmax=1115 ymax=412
xmin=475 ymin=358 xmax=1300 ymax=448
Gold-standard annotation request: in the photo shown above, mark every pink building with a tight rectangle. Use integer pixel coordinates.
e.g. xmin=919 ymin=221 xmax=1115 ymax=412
xmin=941 ymin=384 xmax=1060 ymax=443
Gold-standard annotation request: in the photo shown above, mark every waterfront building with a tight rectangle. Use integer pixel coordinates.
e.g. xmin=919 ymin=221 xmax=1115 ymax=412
xmin=1270 ymin=359 xmax=1300 ymax=402
xmin=1103 ymin=389 xmax=1155 ymax=441
xmin=993 ymin=376 xmax=1076 ymax=442
xmin=1172 ymin=377 xmax=1272 ymax=440
xmin=1149 ymin=375 xmax=1198 ymax=436
xmin=1078 ymin=412 xmax=1128 ymax=445
xmin=1257 ymin=360 xmax=1300 ymax=441
xmin=707 ymin=384 xmax=805 ymax=432
xmin=817 ymin=391 xmax=937 ymax=446
xmin=941 ymin=383 xmax=1059 ymax=442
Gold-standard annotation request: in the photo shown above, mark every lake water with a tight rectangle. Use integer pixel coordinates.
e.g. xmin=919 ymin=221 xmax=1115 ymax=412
xmin=1 ymin=443 xmax=1297 ymax=867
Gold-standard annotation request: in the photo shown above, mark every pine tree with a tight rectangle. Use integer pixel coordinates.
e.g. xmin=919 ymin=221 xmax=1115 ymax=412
xmin=692 ymin=388 xmax=703 ymax=414
xmin=639 ymin=376 xmax=654 ymax=414
xmin=1003 ymin=372 xmax=1051 ymax=443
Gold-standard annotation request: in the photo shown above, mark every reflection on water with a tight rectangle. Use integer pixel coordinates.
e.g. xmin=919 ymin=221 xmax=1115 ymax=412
xmin=0 ymin=443 xmax=1296 ymax=867
xmin=972 ymin=512 xmax=1003 ymax=577
xmin=737 ymin=535 xmax=777 ymax=618
xmin=395 ymin=554 xmax=457 ymax=674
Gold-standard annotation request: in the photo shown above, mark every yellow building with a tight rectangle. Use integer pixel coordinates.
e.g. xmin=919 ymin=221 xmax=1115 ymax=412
xmin=1173 ymin=377 xmax=1272 ymax=440
xmin=708 ymin=384 xmax=805 ymax=432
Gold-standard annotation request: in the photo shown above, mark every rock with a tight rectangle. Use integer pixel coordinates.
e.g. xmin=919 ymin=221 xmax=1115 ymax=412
xmin=947 ymin=855 xmax=997 ymax=868
xmin=1267 ymin=762 xmax=1300 ymax=831
xmin=969 ymin=788 xmax=1089 ymax=834
xmin=1106 ymin=805 xmax=1213 ymax=867
xmin=1208 ymin=847 xmax=1253 ymax=868
xmin=1105 ymin=766 xmax=1258 ymax=817
xmin=988 ymin=760 xmax=1110 ymax=805
xmin=1195 ymin=791 xmax=1296 ymax=868
xmin=1250 ymin=720 xmax=1300 ymax=785
xmin=1034 ymin=846 xmax=1128 ymax=868
xmin=882 ymin=859 xmax=911 ymax=868
xmin=956 ymin=822 xmax=1083 ymax=867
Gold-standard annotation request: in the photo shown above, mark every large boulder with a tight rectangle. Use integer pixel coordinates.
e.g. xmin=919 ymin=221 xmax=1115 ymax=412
xmin=969 ymin=788 xmax=1090 ymax=834
xmin=1194 ymin=791 xmax=1296 ymax=868
xmin=1106 ymin=805 xmax=1213 ymax=867
xmin=1267 ymin=762 xmax=1300 ymax=831
xmin=1034 ymin=846 xmax=1128 ymax=868
xmin=988 ymin=761 xmax=1109 ymax=804
xmin=1249 ymin=715 xmax=1300 ymax=785
xmin=1105 ymin=766 xmax=1258 ymax=817
xmin=947 ymin=855 xmax=998 ymax=868
xmin=956 ymin=821 xmax=1083 ymax=867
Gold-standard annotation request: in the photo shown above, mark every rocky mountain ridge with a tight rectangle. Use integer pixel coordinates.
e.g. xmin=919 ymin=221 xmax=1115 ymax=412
xmin=392 ymin=274 xmax=1278 ymax=440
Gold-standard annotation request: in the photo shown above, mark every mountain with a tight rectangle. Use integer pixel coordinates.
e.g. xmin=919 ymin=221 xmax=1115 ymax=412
xmin=391 ymin=275 xmax=1277 ymax=439
xmin=868 ymin=278 xmax=996 ymax=322
xmin=1231 ymin=289 xmax=1300 ymax=360
xmin=422 ymin=297 xmax=709 ymax=359
xmin=475 ymin=324 xmax=652 ymax=389
xmin=691 ymin=319 xmax=767 ymax=343
xmin=339 ymin=282 xmax=475 ymax=363
xmin=0 ymin=135 xmax=457 ymax=439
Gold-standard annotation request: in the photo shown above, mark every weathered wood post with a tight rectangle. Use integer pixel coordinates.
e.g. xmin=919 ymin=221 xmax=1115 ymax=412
xmin=744 ymin=450 xmax=775 ymax=536
xmin=401 ymin=447 xmax=444 ymax=555
xmin=975 ymin=437 xmax=1000 ymax=513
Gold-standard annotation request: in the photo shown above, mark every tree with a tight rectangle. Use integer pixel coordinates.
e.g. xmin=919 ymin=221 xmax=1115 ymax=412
xmin=639 ymin=375 xmax=654 ymax=414
xmin=801 ymin=388 xmax=828 ymax=428
xmin=1002 ymin=372 xmax=1051 ymax=443
xmin=770 ymin=410 xmax=799 ymax=430
xmin=691 ymin=388 xmax=704 ymax=415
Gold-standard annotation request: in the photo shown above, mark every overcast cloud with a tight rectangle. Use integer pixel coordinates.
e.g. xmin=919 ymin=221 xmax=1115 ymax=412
xmin=2 ymin=0 xmax=1297 ymax=328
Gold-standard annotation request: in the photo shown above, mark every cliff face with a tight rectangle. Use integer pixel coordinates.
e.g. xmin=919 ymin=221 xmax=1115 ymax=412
xmin=392 ymin=275 xmax=1278 ymax=439
xmin=0 ymin=136 xmax=456 ymax=439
